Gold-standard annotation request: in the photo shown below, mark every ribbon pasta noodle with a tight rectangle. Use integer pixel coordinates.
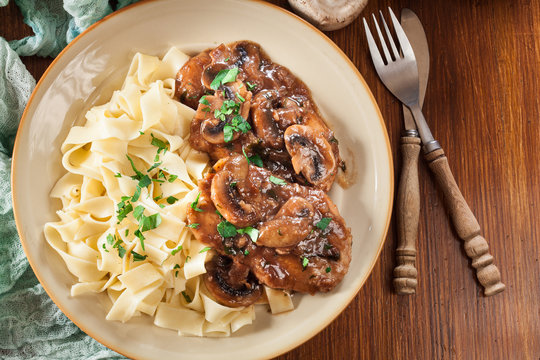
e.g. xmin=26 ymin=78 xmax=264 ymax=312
xmin=44 ymin=48 xmax=293 ymax=337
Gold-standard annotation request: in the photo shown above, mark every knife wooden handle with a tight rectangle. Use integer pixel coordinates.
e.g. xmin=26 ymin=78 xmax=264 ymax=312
xmin=393 ymin=136 xmax=421 ymax=294
xmin=425 ymin=149 xmax=505 ymax=296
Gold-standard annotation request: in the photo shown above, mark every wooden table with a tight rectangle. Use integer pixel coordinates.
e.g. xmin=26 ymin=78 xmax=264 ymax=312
xmin=2 ymin=0 xmax=539 ymax=359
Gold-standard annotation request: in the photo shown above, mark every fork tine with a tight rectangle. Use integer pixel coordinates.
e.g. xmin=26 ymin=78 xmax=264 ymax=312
xmin=379 ymin=10 xmax=399 ymax=59
xmin=372 ymin=13 xmax=392 ymax=64
xmin=388 ymin=7 xmax=415 ymax=60
xmin=363 ymin=17 xmax=385 ymax=70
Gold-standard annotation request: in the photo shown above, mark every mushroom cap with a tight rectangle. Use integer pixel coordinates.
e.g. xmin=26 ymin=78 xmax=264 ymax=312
xmin=288 ymin=0 xmax=368 ymax=31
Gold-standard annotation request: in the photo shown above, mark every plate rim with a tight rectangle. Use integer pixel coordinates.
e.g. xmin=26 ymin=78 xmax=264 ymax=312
xmin=11 ymin=0 xmax=394 ymax=358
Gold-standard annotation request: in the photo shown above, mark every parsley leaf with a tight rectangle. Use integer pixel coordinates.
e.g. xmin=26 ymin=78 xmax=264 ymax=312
xmin=237 ymin=226 xmax=259 ymax=243
xmin=114 ymin=173 xmax=122 ymax=178
xmin=246 ymin=81 xmax=257 ymax=91
xmin=199 ymin=247 xmax=212 ymax=253
xmin=187 ymin=223 xmax=199 ymax=229
xmin=116 ymin=201 xmax=133 ymax=223
xmin=199 ymin=96 xmax=210 ymax=105
xmin=181 ymin=291 xmax=192 ymax=303
xmin=210 ymin=67 xmax=239 ymax=90
xmin=150 ymin=134 xmax=168 ymax=153
xmin=138 ymin=175 xmax=151 ymax=188
xmin=133 ymin=205 xmax=145 ymax=221
xmin=171 ymin=244 xmax=183 ymax=256
xmin=117 ymin=245 xmax=126 ymax=258
xmin=248 ymin=154 xmax=263 ymax=167
xmin=325 ymin=267 xmax=331 ymax=273
xmin=134 ymin=229 xmax=145 ymax=250
xmin=217 ymin=220 xmax=237 ymax=238
xmin=131 ymin=250 xmax=147 ymax=262
xmin=166 ymin=196 xmax=178 ymax=204
xmin=223 ymin=124 xmax=234 ymax=143
xmin=141 ymin=213 xmax=162 ymax=232
xmin=131 ymin=186 xmax=142 ymax=202
xmin=269 ymin=175 xmax=287 ymax=186
xmin=302 ymin=257 xmax=309 ymax=269
xmin=316 ymin=217 xmax=332 ymax=230
xmin=126 ymin=155 xmax=144 ymax=180
xmin=106 ymin=234 xmax=115 ymax=245
xmin=190 ymin=192 xmax=203 ymax=212
xmin=168 ymin=175 xmax=178 ymax=183
xmin=147 ymin=162 xmax=162 ymax=172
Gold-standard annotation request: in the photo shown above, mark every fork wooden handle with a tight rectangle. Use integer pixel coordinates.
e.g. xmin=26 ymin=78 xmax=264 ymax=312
xmin=425 ymin=149 xmax=505 ymax=296
xmin=393 ymin=136 xmax=421 ymax=294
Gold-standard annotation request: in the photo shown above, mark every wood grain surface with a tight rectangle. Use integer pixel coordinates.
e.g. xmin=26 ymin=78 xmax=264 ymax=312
xmin=1 ymin=0 xmax=539 ymax=359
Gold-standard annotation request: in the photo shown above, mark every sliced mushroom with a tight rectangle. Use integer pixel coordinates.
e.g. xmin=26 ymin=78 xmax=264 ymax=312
xmin=175 ymin=51 xmax=212 ymax=109
xmin=204 ymin=255 xmax=262 ymax=307
xmin=284 ymin=124 xmax=337 ymax=192
xmin=210 ymin=155 xmax=260 ymax=227
xmin=288 ymin=0 xmax=368 ymax=31
xmin=251 ymin=90 xmax=282 ymax=148
xmin=257 ymin=197 xmax=315 ymax=248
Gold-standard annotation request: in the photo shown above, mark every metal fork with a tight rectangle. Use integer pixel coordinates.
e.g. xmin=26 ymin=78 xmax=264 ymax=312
xmin=363 ymin=8 xmax=505 ymax=296
xmin=363 ymin=8 xmax=440 ymax=154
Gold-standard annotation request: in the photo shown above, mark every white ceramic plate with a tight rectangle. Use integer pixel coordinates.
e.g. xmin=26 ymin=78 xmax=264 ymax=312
xmin=12 ymin=0 xmax=393 ymax=359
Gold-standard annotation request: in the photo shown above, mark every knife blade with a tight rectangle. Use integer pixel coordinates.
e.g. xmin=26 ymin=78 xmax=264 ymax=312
xmin=401 ymin=9 xmax=430 ymax=132
xmin=393 ymin=8 xmax=430 ymax=295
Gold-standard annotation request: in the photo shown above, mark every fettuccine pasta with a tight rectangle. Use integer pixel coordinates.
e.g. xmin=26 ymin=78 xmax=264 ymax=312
xmin=44 ymin=48 xmax=293 ymax=337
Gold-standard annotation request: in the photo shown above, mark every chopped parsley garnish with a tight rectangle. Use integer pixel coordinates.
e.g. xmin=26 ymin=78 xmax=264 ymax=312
xmin=199 ymin=95 xmax=210 ymax=105
xmin=190 ymin=192 xmax=203 ymax=212
xmin=126 ymin=155 xmax=144 ymax=180
xmin=116 ymin=200 xmax=133 ymax=223
xmin=171 ymin=244 xmax=183 ymax=256
xmin=166 ymin=196 xmax=178 ymax=204
xmin=316 ymin=217 xmax=332 ymax=230
xmin=124 ymin=229 xmax=129 ymax=237
xmin=181 ymin=291 xmax=192 ymax=303
xmin=102 ymin=243 xmax=109 ymax=252
xmin=150 ymin=134 xmax=168 ymax=154
xmin=223 ymin=115 xmax=251 ymax=142
xmin=140 ymin=213 xmax=161 ymax=232
xmin=153 ymin=194 xmax=163 ymax=202
xmin=187 ymin=223 xmax=199 ymax=229
xmin=185 ymin=255 xmax=191 ymax=263
xmin=246 ymin=81 xmax=256 ymax=91
xmin=139 ymin=130 xmax=145 ymax=135
xmin=269 ymin=175 xmax=287 ymax=186
xmin=324 ymin=243 xmax=333 ymax=250
xmin=106 ymin=234 xmax=115 ymax=245
xmin=302 ymin=257 xmax=309 ymax=269
xmin=131 ymin=185 xmax=142 ymax=202
xmin=117 ymin=245 xmax=126 ymax=258
xmin=139 ymin=175 xmax=152 ymax=187
xmin=244 ymin=249 xmax=250 ymax=256
xmin=134 ymin=229 xmax=145 ymax=250
xmin=326 ymin=267 xmax=331 ymax=273
xmin=236 ymin=93 xmax=245 ymax=102
xmin=237 ymin=226 xmax=259 ymax=243
xmin=217 ymin=220 xmax=238 ymax=238
xmin=199 ymin=247 xmax=212 ymax=253
xmin=168 ymin=175 xmax=178 ymax=183
xmin=210 ymin=67 xmax=239 ymax=90
xmin=147 ymin=161 xmax=162 ymax=172
xmin=131 ymin=250 xmax=147 ymax=262
xmin=133 ymin=205 xmax=145 ymax=221
xmin=173 ymin=264 xmax=180 ymax=277
xmin=230 ymin=182 xmax=237 ymax=188
xmin=248 ymin=154 xmax=263 ymax=167
xmin=114 ymin=173 xmax=122 ymax=178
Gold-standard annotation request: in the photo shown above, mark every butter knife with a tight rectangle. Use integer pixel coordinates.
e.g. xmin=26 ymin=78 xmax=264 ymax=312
xmin=393 ymin=8 xmax=429 ymax=295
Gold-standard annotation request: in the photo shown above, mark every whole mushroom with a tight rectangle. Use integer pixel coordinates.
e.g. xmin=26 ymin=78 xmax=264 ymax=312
xmin=288 ymin=0 xmax=368 ymax=31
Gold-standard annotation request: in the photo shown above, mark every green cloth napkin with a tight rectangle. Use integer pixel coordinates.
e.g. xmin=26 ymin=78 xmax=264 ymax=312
xmin=0 ymin=1 xmax=139 ymax=358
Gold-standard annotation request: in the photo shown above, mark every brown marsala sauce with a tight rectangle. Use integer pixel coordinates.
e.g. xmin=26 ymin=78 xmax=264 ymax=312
xmin=176 ymin=41 xmax=352 ymax=306
xmin=176 ymin=40 xmax=344 ymax=193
